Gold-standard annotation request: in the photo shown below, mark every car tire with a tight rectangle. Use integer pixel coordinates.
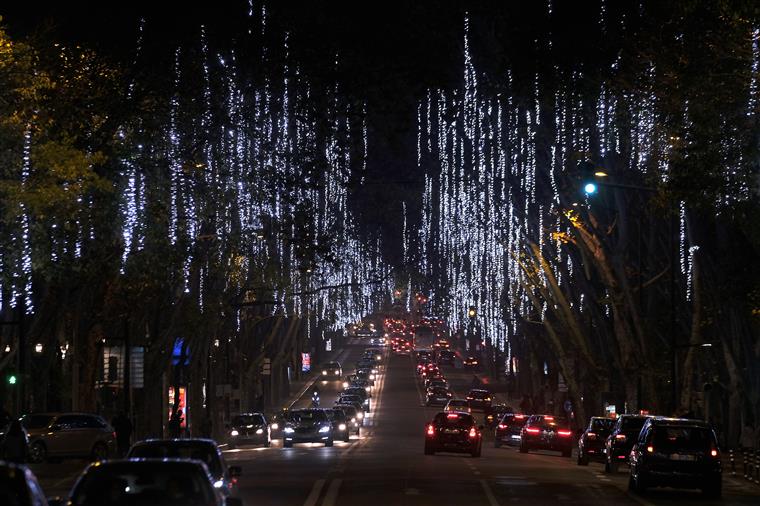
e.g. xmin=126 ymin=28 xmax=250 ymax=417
xmin=325 ymin=438 xmax=334 ymax=447
xmin=629 ymin=470 xmax=647 ymax=494
xmin=519 ymin=442 xmax=529 ymax=453
xmin=29 ymin=441 xmax=47 ymax=463
xmin=577 ymin=452 xmax=589 ymax=465
xmin=283 ymin=441 xmax=293 ymax=448
xmin=91 ymin=442 xmax=108 ymax=462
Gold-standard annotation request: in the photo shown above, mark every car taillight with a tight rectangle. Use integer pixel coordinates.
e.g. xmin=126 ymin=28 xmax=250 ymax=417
xmin=587 ymin=432 xmax=596 ymax=439
xmin=469 ymin=427 xmax=477 ymax=438
xmin=646 ymin=445 xmax=654 ymax=453
xmin=427 ymin=425 xmax=435 ymax=436
xmin=526 ymin=427 xmax=540 ymax=434
xmin=615 ymin=434 xmax=627 ymax=441
xmin=557 ymin=430 xmax=572 ymax=437
xmin=545 ymin=416 xmax=554 ymax=421
xmin=498 ymin=424 xmax=507 ymax=430
xmin=710 ymin=447 xmax=719 ymax=458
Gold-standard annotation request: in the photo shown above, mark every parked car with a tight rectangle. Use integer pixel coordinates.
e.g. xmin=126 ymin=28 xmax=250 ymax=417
xmin=0 ymin=461 xmax=48 ymax=506
xmin=578 ymin=417 xmax=615 ymax=465
xmin=628 ymin=417 xmax=722 ymax=498
xmin=127 ymin=438 xmax=241 ymax=497
xmin=21 ymin=413 xmax=115 ymax=463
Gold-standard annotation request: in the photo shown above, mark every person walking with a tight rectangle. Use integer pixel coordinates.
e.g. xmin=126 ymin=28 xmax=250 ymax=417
xmin=111 ymin=412 xmax=133 ymax=457
xmin=1 ymin=419 xmax=29 ymax=464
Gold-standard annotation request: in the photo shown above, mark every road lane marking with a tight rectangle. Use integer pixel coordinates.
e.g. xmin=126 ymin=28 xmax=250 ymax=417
xmin=322 ymin=478 xmax=342 ymax=506
xmin=480 ymin=479 xmax=500 ymax=506
xmin=303 ymin=479 xmax=326 ymax=506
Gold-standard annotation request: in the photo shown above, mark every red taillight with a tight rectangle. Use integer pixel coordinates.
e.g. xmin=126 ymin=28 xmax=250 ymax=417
xmin=545 ymin=416 xmax=554 ymax=421
xmin=587 ymin=432 xmax=597 ymax=439
xmin=497 ymin=424 xmax=507 ymax=429
xmin=469 ymin=427 xmax=477 ymax=438
xmin=427 ymin=425 xmax=435 ymax=436
xmin=646 ymin=445 xmax=654 ymax=453
xmin=514 ymin=414 xmax=524 ymax=419
xmin=526 ymin=427 xmax=540 ymax=434
xmin=615 ymin=434 xmax=627 ymax=441
xmin=557 ymin=430 xmax=573 ymax=437
xmin=447 ymin=413 xmax=459 ymax=419
xmin=710 ymin=447 xmax=719 ymax=457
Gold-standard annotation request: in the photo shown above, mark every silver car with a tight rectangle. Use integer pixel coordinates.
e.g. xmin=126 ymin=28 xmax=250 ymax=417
xmin=22 ymin=413 xmax=115 ymax=463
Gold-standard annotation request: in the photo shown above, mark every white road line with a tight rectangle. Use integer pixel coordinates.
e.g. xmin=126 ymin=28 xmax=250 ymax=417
xmin=480 ymin=479 xmax=500 ymax=506
xmin=303 ymin=479 xmax=326 ymax=506
xmin=322 ymin=478 xmax=342 ymax=506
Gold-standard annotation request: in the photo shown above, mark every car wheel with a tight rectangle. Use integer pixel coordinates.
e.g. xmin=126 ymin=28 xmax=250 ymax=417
xmin=91 ymin=442 xmax=108 ymax=462
xmin=325 ymin=438 xmax=334 ymax=447
xmin=629 ymin=470 xmax=647 ymax=494
xmin=29 ymin=441 xmax=47 ymax=463
xmin=283 ymin=441 xmax=292 ymax=448
xmin=577 ymin=452 xmax=589 ymax=465
xmin=519 ymin=442 xmax=528 ymax=453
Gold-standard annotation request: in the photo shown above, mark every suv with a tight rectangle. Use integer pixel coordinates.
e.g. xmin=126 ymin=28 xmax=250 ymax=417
xmin=519 ymin=414 xmax=574 ymax=457
xmin=578 ymin=416 xmax=615 ymax=465
xmin=22 ymin=413 xmax=115 ymax=463
xmin=424 ymin=412 xmax=483 ymax=457
xmin=629 ymin=417 xmax=722 ymax=498
xmin=466 ymin=389 xmax=493 ymax=411
xmin=605 ymin=414 xmax=650 ymax=472
xmin=320 ymin=362 xmax=342 ymax=378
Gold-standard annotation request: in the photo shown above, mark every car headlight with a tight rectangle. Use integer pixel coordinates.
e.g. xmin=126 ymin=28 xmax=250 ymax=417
xmin=338 ymin=423 xmax=346 ymax=431
xmin=256 ymin=428 xmax=264 ymax=435
xmin=319 ymin=426 xmax=331 ymax=433
xmin=322 ymin=370 xmax=327 ymax=375
xmin=369 ymin=374 xmax=375 ymax=380
xmin=271 ymin=423 xmax=279 ymax=430
xmin=351 ymin=417 xmax=356 ymax=423
xmin=365 ymin=386 xmax=371 ymax=392
xmin=334 ymin=371 xmax=339 ymax=375
xmin=230 ymin=429 xmax=239 ymax=436
xmin=357 ymin=412 xmax=364 ymax=419
xmin=283 ymin=427 xmax=295 ymax=434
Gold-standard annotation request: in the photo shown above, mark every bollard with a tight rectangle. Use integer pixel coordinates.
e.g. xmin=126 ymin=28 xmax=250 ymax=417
xmin=755 ymin=450 xmax=760 ymax=484
xmin=730 ymin=448 xmax=736 ymax=477
xmin=744 ymin=449 xmax=749 ymax=480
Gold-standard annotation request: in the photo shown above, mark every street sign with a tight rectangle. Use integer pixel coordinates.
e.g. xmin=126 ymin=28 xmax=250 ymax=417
xmin=262 ymin=358 xmax=271 ymax=376
xmin=301 ymin=353 xmax=310 ymax=373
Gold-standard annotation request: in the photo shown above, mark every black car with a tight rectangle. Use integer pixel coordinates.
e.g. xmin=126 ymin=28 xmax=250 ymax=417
xmin=57 ymin=459 xmax=241 ymax=506
xmin=337 ymin=394 xmax=368 ymax=413
xmin=320 ymin=361 xmax=342 ymax=379
xmin=325 ymin=408 xmax=351 ymax=442
xmin=425 ymin=386 xmax=453 ymax=406
xmin=341 ymin=387 xmax=371 ymax=410
xmin=466 ymin=389 xmax=493 ymax=411
xmin=424 ymin=411 xmax=483 ymax=457
xmin=494 ymin=413 xmax=528 ymax=447
xmin=485 ymin=404 xmax=514 ymax=428
xmin=282 ymin=409 xmax=334 ymax=447
xmin=227 ymin=413 xmax=270 ymax=448
xmin=437 ymin=349 xmax=456 ymax=366
xmin=605 ymin=414 xmax=650 ymax=472
xmin=0 ymin=461 xmax=49 ymax=506
xmin=628 ymin=417 xmax=722 ymax=498
xmin=127 ymin=438 xmax=241 ymax=497
xmin=334 ymin=404 xmax=363 ymax=434
xmin=519 ymin=415 xmax=574 ymax=457
xmin=578 ymin=416 xmax=615 ymax=465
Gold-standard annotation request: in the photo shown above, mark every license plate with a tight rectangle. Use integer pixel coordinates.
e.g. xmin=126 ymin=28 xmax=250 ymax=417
xmin=444 ymin=429 xmax=460 ymax=434
xmin=670 ymin=453 xmax=696 ymax=461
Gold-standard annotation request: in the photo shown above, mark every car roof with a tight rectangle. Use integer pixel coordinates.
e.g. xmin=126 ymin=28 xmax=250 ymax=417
xmin=648 ymin=417 xmax=712 ymax=428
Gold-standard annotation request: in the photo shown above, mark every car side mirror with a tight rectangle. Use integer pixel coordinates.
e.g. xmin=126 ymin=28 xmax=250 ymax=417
xmin=229 ymin=465 xmax=242 ymax=478
xmin=224 ymin=497 xmax=243 ymax=506
xmin=47 ymin=498 xmax=64 ymax=506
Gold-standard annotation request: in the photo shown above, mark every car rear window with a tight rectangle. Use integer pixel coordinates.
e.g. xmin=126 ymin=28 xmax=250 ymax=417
xmin=591 ymin=418 xmax=614 ymax=432
xmin=291 ymin=410 xmax=327 ymax=422
xmin=127 ymin=443 xmax=222 ymax=477
xmin=502 ymin=414 xmax=528 ymax=426
xmin=652 ymin=426 xmax=713 ymax=453
xmin=431 ymin=387 xmax=448 ymax=395
xmin=434 ymin=413 xmax=474 ymax=428
xmin=621 ymin=417 xmax=647 ymax=431
xmin=468 ymin=391 xmax=490 ymax=399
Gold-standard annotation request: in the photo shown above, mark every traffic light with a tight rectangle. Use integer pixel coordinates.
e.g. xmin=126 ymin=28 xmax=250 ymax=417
xmin=578 ymin=160 xmax=607 ymax=196
xmin=7 ymin=374 xmax=17 ymax=385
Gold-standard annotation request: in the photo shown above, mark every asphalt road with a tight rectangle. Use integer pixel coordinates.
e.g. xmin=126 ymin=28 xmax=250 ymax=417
xmin=30 ymin=341 xmax=760 ymax=505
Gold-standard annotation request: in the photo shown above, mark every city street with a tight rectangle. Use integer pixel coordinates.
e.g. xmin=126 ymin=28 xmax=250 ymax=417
xmin=30 ymin=342 xmax=760 ymax=505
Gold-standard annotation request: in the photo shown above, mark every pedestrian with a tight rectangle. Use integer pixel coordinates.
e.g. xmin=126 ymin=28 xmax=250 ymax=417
xmin=111 ymin=412 xmax=133 ymax=457
xmin=168 ymin=410 xmax=182 ymax=438
xmin=0 ymin=419 xmax=29 ymax=464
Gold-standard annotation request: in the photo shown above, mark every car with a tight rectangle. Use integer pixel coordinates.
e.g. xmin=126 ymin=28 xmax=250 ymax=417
xmin=433 ymin=339 xmax=450 ymax=349
xmin=226 ymin=412 xmax=270 ymax=448
xmin=466 ymin=389 xmax=493 ymax=411
xmin=282 ymin=409 xmax=334 ymax=447
xmin=426 ymin=386 xmax=453 ymax=406
xmin=463 ymin=356 xmax=480 ymax=369
xmin=426 ymin=379 xmax=449 ymax=391
xmin=421 ymin=363 xmax=439 ymax=378
xmin=437 ymin=349 xmax=456 ymax=365
xmin=494 ymin=413 xmax=529 ymax=447
xmin=348 ymin=377 xmax=373 ymax=394
xmin=333 ymin=404 xmax=363 ymax=433
xmin=423 ymin=373 xmax=446 ymax=389
xmin=325 ymin=408 xmax=351 ymax=442
xmin=364 ymin=349 xmax=383 ymax=361
xmin=356 ymin=359 xmax=378 ymax=375
xmin=369 ymin=336 xmax=386 ymax=346
xmin=340 ymin=387 xmax=371 ymax=411
xmin=519 ymin=414 xmax=574 ymax=457
xmin=577 ymin=416 xmax=615 ymax=465
xmin=485 ymin=404 xmax=514 ymax=428
xmin=127 ymin=438 xmax=241 ymax=497
xmin=444 ymin=399 xmax=471 ymax=413
xmin=337 ymin=393 xmax=369 ymax=412
xmin=628 ymin=417 xmax=722 ymax=498
xmin=21 ymin=412 xmax=115 ymax=463
xmin=605 ymin=414 xmax=650 ymax=473
xmin=53 ymin=459 xmax=241 ymax=506
xmin=424 ymin=411 xmax=483 ymax=457
xmin=0 ymin=461 xmax=48 ymax=506
xmin=415 ymin=350 xmax=434 ymax=361
xmin=355 ymin=368 xmax=376 ymax=383
xmin=320 ymin=361 xmax=343 ymax=379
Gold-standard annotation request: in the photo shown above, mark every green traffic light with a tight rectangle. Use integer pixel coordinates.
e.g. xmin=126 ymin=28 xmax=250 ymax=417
xmin=584 ymin=182 xmax=598 ymax=194
xmin=8 ymin=375 xmax=17 ymax=385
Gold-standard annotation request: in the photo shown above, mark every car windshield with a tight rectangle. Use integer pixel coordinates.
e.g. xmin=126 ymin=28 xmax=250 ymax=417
xmin=324 ymin=362 xmax=340 ymax=369
xmin=591 ymin=418 xmax=614 ymax=432
xmin=126 ymin=443 xmax=222 ymax=477
xmin=291 ymin=410 xmax=327 ymax=423
xmin=449 ymin=401 xmax=467 ymax=407
xmin=621 ymin=417 xmax=647 ymax=431
xmin=434 ymin=413 xmax=473 ymax=428
xmin=71 ymin=463 xmax=215 ymax=506
xmin=21 ymin=414 xmax=54 ymax=429
xmin=468 ymin=391 xmax=489 ymax=399
xmin=652 ymin=426 xmax=712 ymax=452
xmin=502 ymin=414 xmax=528 ymax=426
xmin=345 ymin=388 xmax=365 ymax=396
xmin=232 ymin=414 xmax=264 ymax=426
